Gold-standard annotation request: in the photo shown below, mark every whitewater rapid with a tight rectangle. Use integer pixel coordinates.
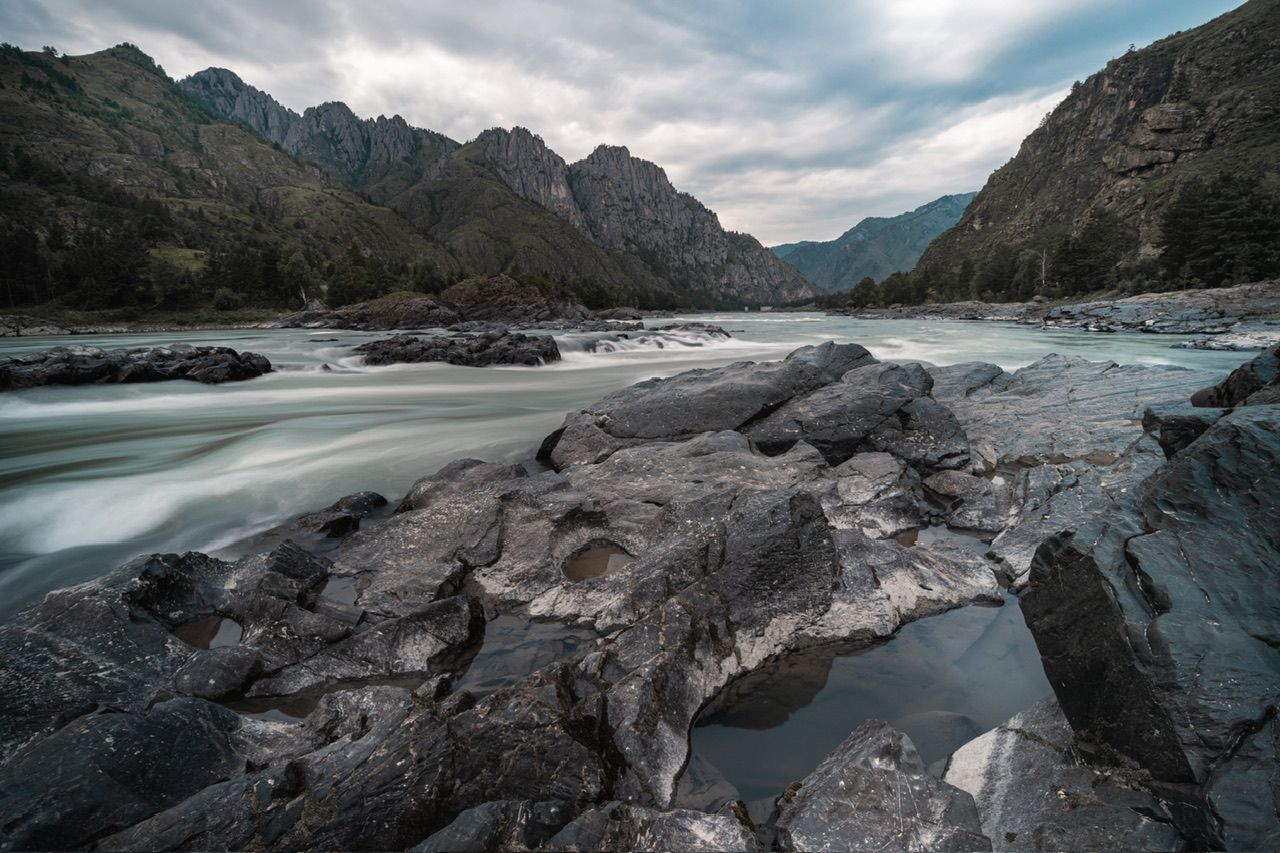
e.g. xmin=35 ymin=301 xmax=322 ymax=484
xmin=0 ymin=314 xmax=1245 ymax=616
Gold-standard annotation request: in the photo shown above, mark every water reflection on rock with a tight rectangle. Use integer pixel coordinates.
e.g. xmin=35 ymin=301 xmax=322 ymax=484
xmin=680 ymin=590 xmax=1050 ymax=805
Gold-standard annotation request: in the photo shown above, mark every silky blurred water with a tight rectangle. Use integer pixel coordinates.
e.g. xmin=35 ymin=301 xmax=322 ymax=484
xmin=0 ymin=314 xmax=1246 ymax=617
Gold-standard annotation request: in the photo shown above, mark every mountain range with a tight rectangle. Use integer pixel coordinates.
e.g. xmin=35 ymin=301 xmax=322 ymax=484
xmin=0 ymin=44 xmax=811 ymax=312
xmin=771 ymin=193 xmax=976 ymax=293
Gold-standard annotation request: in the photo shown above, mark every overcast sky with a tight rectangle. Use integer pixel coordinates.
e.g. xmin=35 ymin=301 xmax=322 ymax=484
xmin=2 ymin=1 xmax=1239 ymax=244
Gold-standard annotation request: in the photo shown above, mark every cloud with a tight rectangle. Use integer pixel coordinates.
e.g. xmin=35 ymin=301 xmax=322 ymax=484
xmin=0 ymin=0 xmax=1240 ymax=243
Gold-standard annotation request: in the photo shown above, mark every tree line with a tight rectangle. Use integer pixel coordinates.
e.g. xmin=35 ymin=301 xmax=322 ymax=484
xmin=825 ymin=172 xmax=1280 ymax=309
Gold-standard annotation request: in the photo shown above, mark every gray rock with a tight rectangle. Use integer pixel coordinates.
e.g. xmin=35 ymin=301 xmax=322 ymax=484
xmin=1142 ymin=402 xmax=1229 ymax=457
xmin=247 ymin=595 xmax=482 ymax=697
xmin=944 ymin=354 xmax=1218 ymax=466
xmin=173 ymin=646 xmax=261 ymax=700
xmin=540 ymin=342 xmax=874 ymax=468
xmin=354 ymin=330 xmax=561 ymax=367
xmin=775 ymin=720 xmax=991 ymax=852
xmin=547 ymin=802 xmax=760 ymax=852
xmin=1023 ymin=406 xmax=1280 ymax=849
xmin=412 ymin=799 xmax=575 ymax=852
xmin=0 ymin=699 xmax=248 ymax=851
xmin=944 ymin=697 xmax=1183 ymax=852
xmin=822 ymin=451 xmax=922 ymax=538
xmin=1190 ymin=343 xmax=1280 ymax=406
xmin=396 ymin=458 xmax=528 ymax=514
xmin=0 ymin=343 xmax=271 ymax=391
xmin=988 ymin=436 xmax=1166 ymax=588
xmin=744 ymin=362 xmax=940 ymax=466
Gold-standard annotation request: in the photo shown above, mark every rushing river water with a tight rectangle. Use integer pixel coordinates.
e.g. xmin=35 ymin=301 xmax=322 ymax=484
xmin=0 ymin=314 xmax=1245 ymax=618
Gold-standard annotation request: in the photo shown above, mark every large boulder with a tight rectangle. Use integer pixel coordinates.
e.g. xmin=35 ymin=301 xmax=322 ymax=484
xmin=1189 ymin=343 xmax=1280 ymax=406
xmin=0 ymin=699 xmax=251 ymax=850
xmin=354 ymin=330 xmax=561 ymax=367
xmin=744 ymin=362 xmax=968 ymax=470
xmin=775 ymin=720 xmax=990 ymax=852
xmin=1022 ymin=406 xmax=1280 ymax=849
xmin=0 ymin=343 xmax=272 ymax=390
xmin=277 ymin=291 xmax=459 ymax=330
xmin=539 ymin=342 xmax=874 ymax=469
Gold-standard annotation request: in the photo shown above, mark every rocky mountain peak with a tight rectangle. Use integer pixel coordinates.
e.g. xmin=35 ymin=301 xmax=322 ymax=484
xmin=470 ymin=127 xmax=587 ymax=231
xmin=181 ymin=67 xmax=299 ymax=148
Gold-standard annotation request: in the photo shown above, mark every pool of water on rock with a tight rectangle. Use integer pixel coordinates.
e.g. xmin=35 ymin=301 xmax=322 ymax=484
xmin=173 ymin=614 xmax=243 ymax=648
xmin=677 ymin=587 xmax=1052 ymax=808
xmin=564 ymin=542 xmax=634 ymax=582
xmin=450 ymin=614 xmax=598 ymax=695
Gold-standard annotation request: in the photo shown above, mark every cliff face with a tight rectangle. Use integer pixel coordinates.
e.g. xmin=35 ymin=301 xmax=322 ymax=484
xmin=776 ymin=193 xmax=976 ymax=293
xmin=470 ymin=136 xmax=814 ymax=304
xmin=180 ymin=69 xmax=458 ymax=197
xmin=183 ymin=72 xmax=813 ymax=305
xmin=916 ymin=0 xmax=1280 ymax=277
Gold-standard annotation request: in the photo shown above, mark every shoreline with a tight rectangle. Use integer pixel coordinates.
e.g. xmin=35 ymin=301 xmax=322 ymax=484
xmin=830 ymin=280 xmax=1280 ymax=350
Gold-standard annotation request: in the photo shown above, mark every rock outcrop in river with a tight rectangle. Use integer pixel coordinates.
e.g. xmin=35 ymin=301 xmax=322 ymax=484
xmin=0 ymin=343 xmax=271 ymax=390
xmin=354 ymin=330 xmax=561 ymax=367
xmin=1 ymin=340 xmax=1275 ymax=851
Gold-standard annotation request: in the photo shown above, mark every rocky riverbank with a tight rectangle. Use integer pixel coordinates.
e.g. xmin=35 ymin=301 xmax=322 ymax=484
xmin=839 ymin=280 xmax=1280 ymax=349
xmin=1 ymin=343 xmax=1276 ymax=851
xmin=0 ymin=343 xmax=272 ymax=391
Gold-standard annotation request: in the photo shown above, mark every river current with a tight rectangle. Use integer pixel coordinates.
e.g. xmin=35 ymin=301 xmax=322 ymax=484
xmin=0 ymin=314 xmax=1244 ymax=618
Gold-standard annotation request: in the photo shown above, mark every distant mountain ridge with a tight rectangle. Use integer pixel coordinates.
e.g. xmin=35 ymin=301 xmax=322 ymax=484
xmin=770 ymin=193 xmax=976 ymax=293
xmin=180 ymin=68 xmax=812 ymax=306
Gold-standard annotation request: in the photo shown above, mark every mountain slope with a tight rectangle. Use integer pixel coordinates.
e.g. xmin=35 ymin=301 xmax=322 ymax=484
xmin=915 ymin=0 xmax=1280 ymax=296
xmin=773 ymin=193 xmax=976 ymax=293
xmin=0 ymin=44 xmax=462 ymax=310
xmin=181 ymin=70 xmax=813 ymax=306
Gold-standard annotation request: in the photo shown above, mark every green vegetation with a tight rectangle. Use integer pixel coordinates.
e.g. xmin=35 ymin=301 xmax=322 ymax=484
xmin=827 ymin=174 xmax=1280 ymax=309
xmin=0 ymin=42 xmax=707 ymax=320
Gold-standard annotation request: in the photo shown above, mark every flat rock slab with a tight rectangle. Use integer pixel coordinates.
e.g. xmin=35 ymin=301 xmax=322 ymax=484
xmin=941 ymin=354 xmax=1218 ymax=466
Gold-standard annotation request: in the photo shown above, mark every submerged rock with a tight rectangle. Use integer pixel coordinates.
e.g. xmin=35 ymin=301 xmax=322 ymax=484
xmin=1023 ymin=406 xmax=1280 ymax=849
xmin=354 ymin=330 xmax=561 ymax=367
xmin=0 ymin=343 xmax=271 ymax=390
xmin=775 ymin=720 xmax=991 ymax=852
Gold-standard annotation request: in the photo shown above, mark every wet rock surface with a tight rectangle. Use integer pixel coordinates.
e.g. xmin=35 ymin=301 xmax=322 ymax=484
xmin=775 ymin=720 xmax=991 ymax=852
xmin=1189 ymin=342 xmax=1280 ymax=406
xmin=353 ymin=330 xmax=561 ymax=367
xmin=3 ymin=341 xmax=1274 ymax=851
xmin=1023 ymin=405 xmax=1280 ymax=849
xmin=0 ymin=343 xmax=272 ymax=390
xmin=943 ymin=697 xmax=1183 ymax=851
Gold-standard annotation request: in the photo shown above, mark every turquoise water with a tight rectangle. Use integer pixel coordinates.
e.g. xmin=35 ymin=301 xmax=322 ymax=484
xmin=0 ymin=315 xmax=1244 ymax=617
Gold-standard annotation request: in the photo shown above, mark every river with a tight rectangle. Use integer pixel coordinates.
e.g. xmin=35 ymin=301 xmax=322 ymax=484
xmin=0 ymin=314 xmax=1245 ymax=618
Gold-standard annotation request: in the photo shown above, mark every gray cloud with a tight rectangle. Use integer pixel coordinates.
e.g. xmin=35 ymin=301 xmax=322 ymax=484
xmin=1 ymin=0 xmax=1239 ymax=243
